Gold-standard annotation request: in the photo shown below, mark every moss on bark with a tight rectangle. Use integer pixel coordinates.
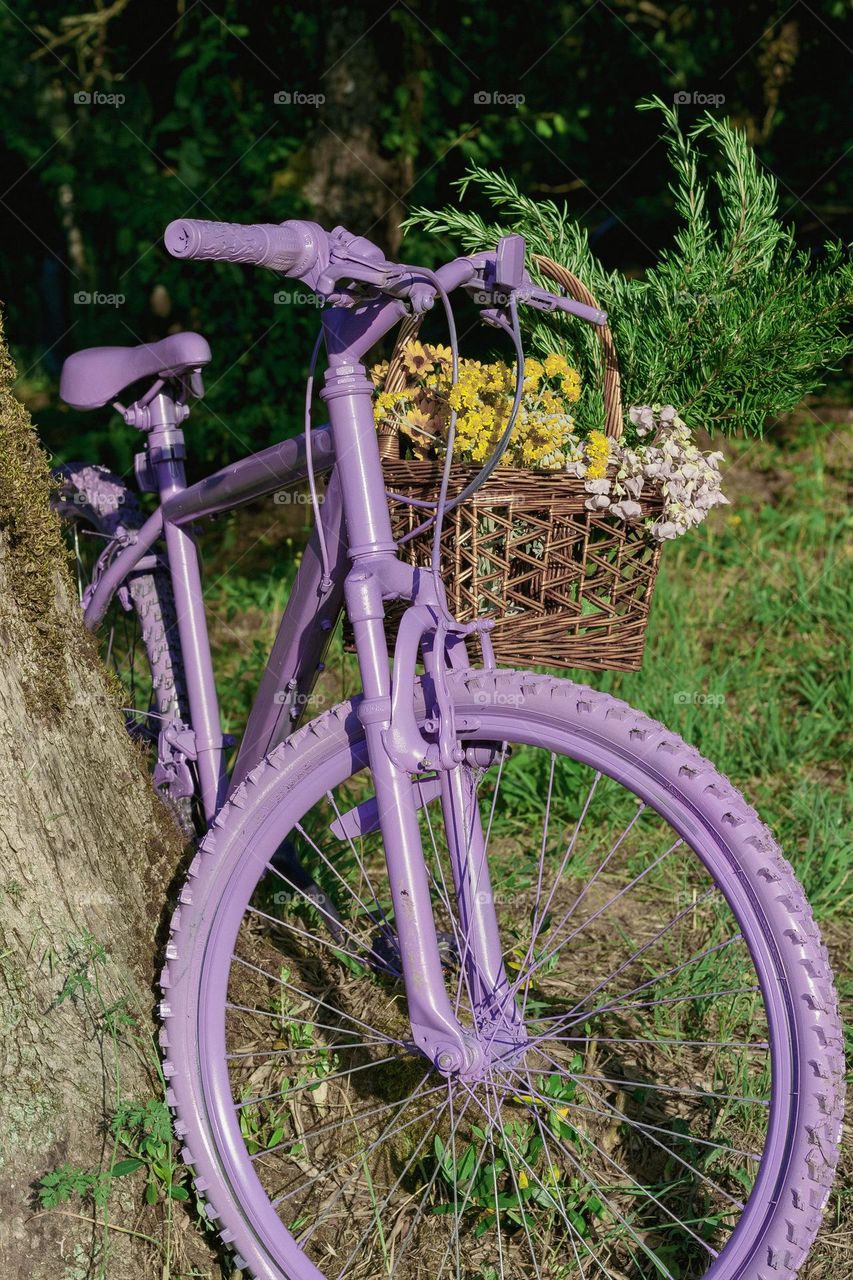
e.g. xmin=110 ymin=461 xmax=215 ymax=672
xmin=0 ymin=310 xmax=76 ymax=719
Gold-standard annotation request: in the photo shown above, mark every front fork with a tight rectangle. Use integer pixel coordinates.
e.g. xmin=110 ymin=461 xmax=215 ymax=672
xmin=322 ymin=347 xmax=520 ymax=1076
xmin=345 ymin=562 xmax=522 ymax=1076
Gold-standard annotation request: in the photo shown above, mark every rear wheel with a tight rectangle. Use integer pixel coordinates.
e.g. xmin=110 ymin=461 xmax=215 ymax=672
xmin=53 ymin=463 xmax=193 ymax=822
xmin=162 ymin=672 xmax=843 ymax=1280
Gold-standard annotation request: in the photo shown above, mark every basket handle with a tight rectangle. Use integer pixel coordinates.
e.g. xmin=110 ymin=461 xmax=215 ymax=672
xmin=379 ymin=256 xmax=623 ymax=458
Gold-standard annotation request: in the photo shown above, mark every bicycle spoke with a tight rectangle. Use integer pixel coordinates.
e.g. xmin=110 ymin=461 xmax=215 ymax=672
xmin=533 ymin=1048 xmax=746 ymax=1213
xmin=512 ymin=769 xmax=602 ymax=990
xmin=246 ymin=893 xmax=399 ymax=977
xmin=330 ymin=1092 xmax=451 ymax=1272
xmin=388 ymin=1082 xmax=478 ymax=1278
xmin=464 ymin=1069 xmax=671 ymax=1279
xmin=534 ymin=883 xmax=718 ymax=1026
xmin=584 ymin=984 xmax=761 ymax=1017
xmin=550 ymin=933 xmax=746 ymax=1033
xmin=325 ymin=788 xmax=386 ymax=919
xmin=418 ymin=775 xmax=478 ymax=1018
xmin=519 ymin=835 xmax=684 ymax=990
xmin=530 ymin=1065 xmax=770 ymax=1106
xmin=227 ymin=1038 xmax=389 ymax=1060
xmin=271 ymin=1071 xmax=435 ymax=1208
xmin=533 ymin=1091 xmax=762 ymax=1162
xmin=506 ymin=1065 xmax=681 ymax=1276
xmin=226 ymin=973 xmax=404 ymax=1048
xmin=294 ymin=820 xmax=385 ymax=931
xmin=255 ymin=1084 xmax=447 ymax=1163
xmin=540 ymin=1034 xmax=769 ymax=1051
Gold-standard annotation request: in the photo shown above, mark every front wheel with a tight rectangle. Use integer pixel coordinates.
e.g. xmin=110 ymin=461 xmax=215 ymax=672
xmin=161 ymin=671 xmax=842 ymax=1280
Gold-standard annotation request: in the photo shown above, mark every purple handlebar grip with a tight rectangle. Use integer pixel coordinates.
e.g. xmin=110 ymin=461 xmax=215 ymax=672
xmin=556 ymin=295 xmax=608 ymax=326
xmin=164 ymin=219 xmax=306 ymax=273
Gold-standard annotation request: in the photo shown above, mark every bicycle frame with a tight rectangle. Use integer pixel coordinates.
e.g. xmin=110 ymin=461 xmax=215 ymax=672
xmin=83 ymin=292 xmax=515 ymax=1074
xmin=83 ymin=416 xmax=340 ymax=818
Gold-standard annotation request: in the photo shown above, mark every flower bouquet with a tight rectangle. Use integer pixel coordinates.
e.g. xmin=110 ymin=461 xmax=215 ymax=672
xmin=374 ymin=343 xmax=729 ymax=546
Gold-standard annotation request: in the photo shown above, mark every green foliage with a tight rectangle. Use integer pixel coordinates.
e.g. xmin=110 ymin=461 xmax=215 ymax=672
xmin=38 ymin=1162 xmax=113 ymax=1210
xmin=429 ymin=1067 xmax=603 ymax=1240
xmin=53 ymin=930 xmax=108 ymax=1004
xmin=407 ymin=101 xmax=853 ymax=437
xmin=37 ymin=1098 xmax=190 ymax=1212
xmin=109 ymin=1098 xmax=191 ymax=1205
xmin=36 ymin=934 xmax=206 ymax=1275
xmin=238 ymin=963 xmax=338 ymax=1157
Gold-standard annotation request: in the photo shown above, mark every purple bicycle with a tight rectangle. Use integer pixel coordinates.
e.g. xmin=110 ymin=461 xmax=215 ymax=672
xmin=54 ymin=218 xmax=842 ymax=1280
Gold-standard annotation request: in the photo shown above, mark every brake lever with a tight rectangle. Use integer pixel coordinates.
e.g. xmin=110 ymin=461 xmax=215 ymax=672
xmin=520 ymin=282 xmax=608 ymax=326
xmin=465 ymin=274 xmax=607 ymax=328
xmin=312 ymin=226 xmax=408 ymax=305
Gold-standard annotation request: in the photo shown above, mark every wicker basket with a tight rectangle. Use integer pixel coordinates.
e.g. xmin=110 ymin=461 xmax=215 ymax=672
xmin=376 ymin=256 xmax=663 ymax=672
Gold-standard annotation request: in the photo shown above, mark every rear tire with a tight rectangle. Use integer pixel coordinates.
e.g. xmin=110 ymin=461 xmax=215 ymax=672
xmin=53 ymin=463 xmax=193 ymax=825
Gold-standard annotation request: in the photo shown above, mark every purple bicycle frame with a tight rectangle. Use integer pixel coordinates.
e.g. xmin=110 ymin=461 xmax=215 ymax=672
xmin=83 ymin=287 xmax=514 ymax=1074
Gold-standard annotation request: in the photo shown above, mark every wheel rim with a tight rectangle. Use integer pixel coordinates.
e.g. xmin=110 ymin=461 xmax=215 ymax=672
xmin=194 ymin=712 xmax=795 ymax=1280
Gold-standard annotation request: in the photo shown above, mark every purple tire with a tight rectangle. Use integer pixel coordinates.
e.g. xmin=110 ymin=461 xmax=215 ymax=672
xmin=54 ymin=464 xmax=194 ymax=828
xmin=53 ymin=463 xmax=188 ymax=725
xmin=161 ymin=671 xmax=843 ymax=1279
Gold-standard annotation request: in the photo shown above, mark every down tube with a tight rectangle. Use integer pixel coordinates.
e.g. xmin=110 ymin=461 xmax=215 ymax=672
xmin=228 ymin=467 xmax=347 ymax=793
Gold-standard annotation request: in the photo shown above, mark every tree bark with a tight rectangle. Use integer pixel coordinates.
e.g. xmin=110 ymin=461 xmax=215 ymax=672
xmin=295 ymin=5 xmax=410 ymax=254
xmin=0 ymin=315 xmax=207 ymax=1278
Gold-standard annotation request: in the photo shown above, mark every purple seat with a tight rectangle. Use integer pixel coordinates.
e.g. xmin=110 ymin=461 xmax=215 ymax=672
xmin=60 ymin=332 xmax=212 ymax=410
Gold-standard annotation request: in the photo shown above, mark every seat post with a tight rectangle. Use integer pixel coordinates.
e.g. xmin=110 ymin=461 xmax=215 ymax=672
xmin=142 ymin=389 xmax=228 ymax=821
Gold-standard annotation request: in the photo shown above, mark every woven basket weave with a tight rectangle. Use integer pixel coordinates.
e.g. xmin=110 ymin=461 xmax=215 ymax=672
xmin=376 ymin=256 xmax=662 ymax=672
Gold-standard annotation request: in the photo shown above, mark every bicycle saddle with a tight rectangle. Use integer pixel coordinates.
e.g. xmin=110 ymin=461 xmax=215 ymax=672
xmin=60 ymin=332 xmax=212 ymax=410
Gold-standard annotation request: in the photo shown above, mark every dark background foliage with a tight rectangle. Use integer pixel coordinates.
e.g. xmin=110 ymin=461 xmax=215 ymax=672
xmin=1 ymin=0 xmax=850 ymax=474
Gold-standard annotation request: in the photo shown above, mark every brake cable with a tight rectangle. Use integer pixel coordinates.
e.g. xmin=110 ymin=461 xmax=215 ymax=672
xmin=389 ymin=279 xmax=526 ymax=567
xmin=304 ymin=265 xmax=526 ymax=596
xmin=303 ymin=328 xmax=333 ymax=594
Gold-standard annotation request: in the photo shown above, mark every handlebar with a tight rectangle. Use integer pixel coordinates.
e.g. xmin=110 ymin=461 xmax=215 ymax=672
xmin=163 ymin=216 xmax=608 ymax=327
xmin=164 ymin=217 xmax=322 ymax=276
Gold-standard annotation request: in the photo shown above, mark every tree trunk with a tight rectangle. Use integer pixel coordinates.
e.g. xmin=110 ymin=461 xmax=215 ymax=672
xmin=0 ymin=315 xmax=208 ymax=1278
xmin=295 ymin=5 xmax=409 ymax=254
